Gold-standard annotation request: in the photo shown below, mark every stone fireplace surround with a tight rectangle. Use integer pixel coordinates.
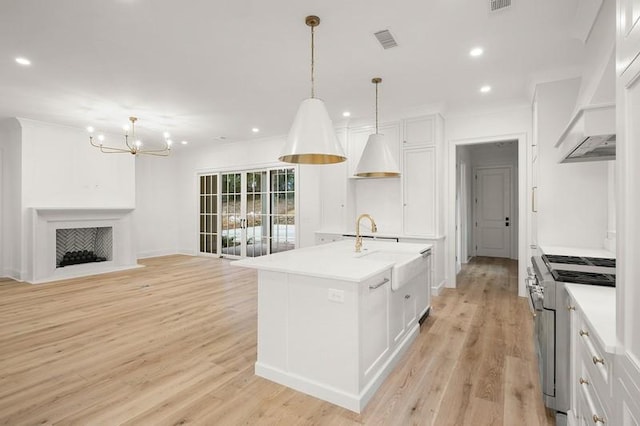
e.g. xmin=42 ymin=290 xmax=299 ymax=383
xmin=29 ymin=208 xmax=140 ymax=284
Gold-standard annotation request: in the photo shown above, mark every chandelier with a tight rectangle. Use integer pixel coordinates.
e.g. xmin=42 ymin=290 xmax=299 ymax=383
xmin=88 ymin=117 xmax=172 ymax=156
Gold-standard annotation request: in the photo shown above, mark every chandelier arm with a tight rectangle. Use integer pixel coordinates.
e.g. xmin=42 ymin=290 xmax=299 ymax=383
xmin=138 ymin=147 xmax=171 ymax=154
xmin=100 ymin=145 xmax=134 ymax=154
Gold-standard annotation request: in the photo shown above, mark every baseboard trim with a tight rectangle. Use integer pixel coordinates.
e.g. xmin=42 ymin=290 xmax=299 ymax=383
xmin=432 ymin=279 xmax=446 ymax=296
xmin=137 ymin=249 xmax=181 ymax=259
xmin=1 ymin=268 xmax=23 ymax=282
xmin=255 ymin=325 xmax=420 ymax=413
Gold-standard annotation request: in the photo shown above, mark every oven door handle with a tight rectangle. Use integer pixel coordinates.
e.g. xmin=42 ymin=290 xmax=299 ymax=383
xmin=525 ymin=277 xmax=539 ymax=317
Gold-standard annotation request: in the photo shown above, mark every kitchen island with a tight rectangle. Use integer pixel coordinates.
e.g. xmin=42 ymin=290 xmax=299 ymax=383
xmin=233 ymin=239 xmax=432 ymax=412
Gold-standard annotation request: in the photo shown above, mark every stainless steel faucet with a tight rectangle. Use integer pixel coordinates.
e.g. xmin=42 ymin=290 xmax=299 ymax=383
xmin=355 ymin=214 xmax=377 ymax=252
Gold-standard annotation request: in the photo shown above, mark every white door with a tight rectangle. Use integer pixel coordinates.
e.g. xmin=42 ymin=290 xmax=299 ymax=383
xmin=474 ymin=167 xmax=511 ymax=258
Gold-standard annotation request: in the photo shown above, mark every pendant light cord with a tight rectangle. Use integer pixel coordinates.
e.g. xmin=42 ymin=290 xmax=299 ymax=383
xmin=375 ymin=81 xmax=379 ymax=134
xmin=311 ymin=25 xmax=315 ymax=99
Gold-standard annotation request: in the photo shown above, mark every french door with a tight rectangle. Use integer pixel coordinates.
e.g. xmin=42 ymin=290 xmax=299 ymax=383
xmin=199 ymin=167 xmax=295 ymax=258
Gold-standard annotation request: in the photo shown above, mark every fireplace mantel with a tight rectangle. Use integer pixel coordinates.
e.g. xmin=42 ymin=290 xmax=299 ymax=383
xmin=29 ymin=207 xmax=140 ymax=283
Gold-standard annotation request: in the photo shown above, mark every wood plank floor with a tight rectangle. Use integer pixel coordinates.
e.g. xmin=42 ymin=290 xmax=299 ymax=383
xmin=0 ymin=255 xmax=555 ymax=425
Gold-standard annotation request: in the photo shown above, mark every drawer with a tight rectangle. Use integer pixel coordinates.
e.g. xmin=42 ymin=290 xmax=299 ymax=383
xmin=576 ymin=359 xmax=611 ymax=425
xmin=576 ymin=316 xmax=613 ymax=390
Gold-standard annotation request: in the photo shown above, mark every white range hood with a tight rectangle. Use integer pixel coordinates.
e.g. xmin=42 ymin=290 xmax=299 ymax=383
xmin=555 ymin=103 xmax=615 ymax=163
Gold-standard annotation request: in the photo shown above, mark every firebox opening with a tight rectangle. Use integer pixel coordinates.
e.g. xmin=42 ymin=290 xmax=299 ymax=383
xmin=56 ymin=227 xmax=113 ymax=268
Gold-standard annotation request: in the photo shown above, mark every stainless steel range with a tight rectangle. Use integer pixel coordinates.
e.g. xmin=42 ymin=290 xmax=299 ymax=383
xmin=527 ymin=253 xmax=616 ymax=424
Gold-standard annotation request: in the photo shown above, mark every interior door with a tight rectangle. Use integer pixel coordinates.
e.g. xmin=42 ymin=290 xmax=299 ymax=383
xmin=474 ymin=167 xmax=511 ymax=258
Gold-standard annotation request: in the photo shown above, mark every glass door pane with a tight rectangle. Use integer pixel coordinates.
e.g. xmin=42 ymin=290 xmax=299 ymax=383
xmin=199 ymin=174 xmax=218 ymax=254
xmin=221 ymin=172 xmax=242 ymax=256
xmin=269 ymin=168 xmax=296 ymax=253
xmin=245 ymin=171 xmax=268 ymax=257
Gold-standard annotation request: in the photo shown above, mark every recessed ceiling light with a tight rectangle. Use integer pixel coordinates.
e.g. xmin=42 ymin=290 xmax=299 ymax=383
xmin=469 ymin=47 xmax=484 ymax=57
xmin=181 ymin=140 xmax=188 ymax=145
xmin=15 ymin=57 xmax=31 ymax=66
xmin=480 ymin=85 xmax=492 ymax=93
xmin=252 ymin=128 xmax=260 ymax=133
xmin=342 ymin=111 xmax=351 ymax=117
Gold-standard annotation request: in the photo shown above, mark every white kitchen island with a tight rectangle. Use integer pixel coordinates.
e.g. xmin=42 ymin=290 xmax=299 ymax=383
xmin=233 ymin=239 xmax=432 ymax=413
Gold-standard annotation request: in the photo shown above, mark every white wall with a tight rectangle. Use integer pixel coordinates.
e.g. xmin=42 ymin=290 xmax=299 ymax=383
xmin=134 ymin=155 xmax=179 ymax=258
xmin=0 ymin=118 xmax=22 ymax=279
xmin=535 ymin=79 xmax=610 ymax=248
xmin=170 ymin=135 xmax=322 ymax=255
xmin=19 ymin=119 xmax=135 ymax=208
xmin=446 ymin=104 xmax=531 ymax=295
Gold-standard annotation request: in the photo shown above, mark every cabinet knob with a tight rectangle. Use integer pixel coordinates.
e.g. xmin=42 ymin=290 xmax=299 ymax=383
xmin=567 ymin=305 xmax=576 ymax=311
xmin=579 ymin=377 xmax=589 ymax=385
xmin=579 ymin=329 xmax=589 ymax=337
xmin=592 ymin=356 xmax=605 ymax=365
xmin=404 ymin=294 xmax=411 ymax=299
xmin=592 ymin=414 xmax=606 ymax=424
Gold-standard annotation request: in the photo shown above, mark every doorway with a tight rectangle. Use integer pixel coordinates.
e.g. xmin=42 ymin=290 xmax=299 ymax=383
xmin=449 ymin=138 xmax=526 ymax=297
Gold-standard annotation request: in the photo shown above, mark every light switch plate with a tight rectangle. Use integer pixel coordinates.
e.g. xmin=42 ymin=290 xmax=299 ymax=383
xmin=328 ymin=288 xmax=345 ymax=303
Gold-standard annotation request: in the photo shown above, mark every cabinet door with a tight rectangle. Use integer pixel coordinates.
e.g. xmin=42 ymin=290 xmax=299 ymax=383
xmin=403 ymin=147 xmax=436 ymax=236
xmin=618 ymin=0 xmax=640 ymax=80
xmin=403 ymin=290 xmax=417 ymax=329
xmin=361 ymin=273 xmax=390 ymax=377
xmin=403 ymin=116 xmax=435 ymax=146
xmin=415 ymin=254 xmax=431 ymax=318
xmin=319 ymin=129 xmax=347 ymax=230
xmin=390 ymin=286 xmax=406 ymax=344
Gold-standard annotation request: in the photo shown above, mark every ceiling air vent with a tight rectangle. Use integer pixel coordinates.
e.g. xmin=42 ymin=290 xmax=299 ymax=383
xmin=374 ymin=29 xmax=398 ymax=49
xmin=490 ymin=0 xmax=511 ymax=12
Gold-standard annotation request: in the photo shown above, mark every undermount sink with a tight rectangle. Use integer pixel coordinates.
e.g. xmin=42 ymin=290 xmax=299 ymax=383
xmin=357 ymin=250 xmax=427 ymax=291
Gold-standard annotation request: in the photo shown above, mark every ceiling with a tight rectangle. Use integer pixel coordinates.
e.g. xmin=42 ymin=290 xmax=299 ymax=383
xmin=0 ymin=0 xmax=589 ymax=149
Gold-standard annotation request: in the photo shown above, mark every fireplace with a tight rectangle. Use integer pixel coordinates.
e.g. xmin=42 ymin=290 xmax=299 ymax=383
xmin=29 ymin=208 xmax=139 ymax=283
xmin=56 ymin=227 xmax=113 ymax=267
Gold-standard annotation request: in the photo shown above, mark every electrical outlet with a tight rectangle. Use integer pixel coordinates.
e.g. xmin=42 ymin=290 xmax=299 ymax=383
xmin=327 ymin=288 xmax=345 ymax=303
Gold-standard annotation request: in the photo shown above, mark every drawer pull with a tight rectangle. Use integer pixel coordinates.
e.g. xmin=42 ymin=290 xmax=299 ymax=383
xmin=579 ymin=377 xmax=589 ymax=385
xmin=369 ymin=278 xmax=389 ymax=290
xmin=580 ymin=329 xmax=590 ymax=337
xmin=404 ymin=294 xmax=411 ymax=299
xmin=592 ymin=356 xmax=605 ymax=365
xmin=567 ymin=305 xmax=576 ymax=311
xmin=592 ymin=414 xmax=605 ymax=423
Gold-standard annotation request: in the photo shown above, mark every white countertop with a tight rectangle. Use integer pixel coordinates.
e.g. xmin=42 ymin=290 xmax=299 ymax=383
xmin=565 ymin=284 xmax=617 ymax=353
xmin=539 ymin=245 xmax=615 ymax=259
xmin=232 ymin=240 xmax=432 ymax=282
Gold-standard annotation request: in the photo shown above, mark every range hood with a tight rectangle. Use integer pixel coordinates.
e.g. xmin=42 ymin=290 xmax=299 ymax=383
xmin=555 ymin=103 xmax=615 ymax=163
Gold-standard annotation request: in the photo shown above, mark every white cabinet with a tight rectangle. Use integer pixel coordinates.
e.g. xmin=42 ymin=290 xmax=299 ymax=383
xmin=567 ymin=290 xmax=615 ymax=425
xmin=360 ymin=272 xmax=391 ymax=378
xmin=403 ymin=147 xmax=436 ymax=236
xmin=403 ymin=115 xmax=436 ymax=146
xmin=617 ymin=0 xmax=640 ymax=83
xmin=389 ymin=253 xmax=430 ymax=344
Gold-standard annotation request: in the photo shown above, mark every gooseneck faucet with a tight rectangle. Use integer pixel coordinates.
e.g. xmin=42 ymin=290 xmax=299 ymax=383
xmin=355 ymin=214 xmax=377 ymax=252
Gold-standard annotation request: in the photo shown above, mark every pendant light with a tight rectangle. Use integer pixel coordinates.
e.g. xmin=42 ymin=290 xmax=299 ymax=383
xmin=279 ymin=16 xmax=346 ymax=164
xmin=354 ymin=78 xmax=400 ymax=177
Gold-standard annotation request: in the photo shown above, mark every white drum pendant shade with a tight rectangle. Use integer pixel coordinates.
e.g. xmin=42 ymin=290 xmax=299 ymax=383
xmin=354 ymin=133 xmax=400 ymax=177
xmin=279 ymin=98 xmax=346 ymax=164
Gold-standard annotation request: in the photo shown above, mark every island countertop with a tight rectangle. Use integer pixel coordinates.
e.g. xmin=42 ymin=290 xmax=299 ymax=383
xmin=232 ymin=239 xmax=432 ymax=282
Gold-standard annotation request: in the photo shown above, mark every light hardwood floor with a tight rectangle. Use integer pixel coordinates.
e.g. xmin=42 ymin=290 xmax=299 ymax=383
xmin=0 ymin=255 xmax=554 ymax=425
